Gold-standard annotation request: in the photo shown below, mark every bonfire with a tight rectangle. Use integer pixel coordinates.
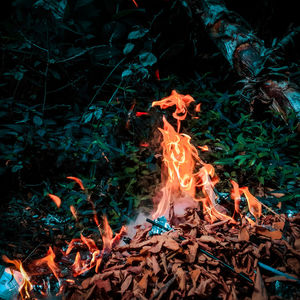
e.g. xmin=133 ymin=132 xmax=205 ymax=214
xmin=2 ymin=91 xmax=300 ymax=299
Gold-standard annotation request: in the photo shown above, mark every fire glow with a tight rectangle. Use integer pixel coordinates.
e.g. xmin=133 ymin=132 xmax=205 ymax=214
xmin=151 ymin=90 xmax=262 ymax=223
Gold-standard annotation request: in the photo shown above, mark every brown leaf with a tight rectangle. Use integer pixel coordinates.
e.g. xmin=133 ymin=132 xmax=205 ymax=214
xmin=121 ymin=274 xmax=133 ymax=294
xmin=273 ymin=221 xmax=284 ymax=231
xmin=95 ymin=279 xmax=111 ymax=292
xmin=256 ymin=228 xmax=282 ymax=239
xmin=190 ymin=269 xmax=201 ymax=287
xmin=252 ymin=267 xmax=268 ymax=300
xmin=148 ymin=240 xmax=164 ymax=253
xmin=187 ymin=242 xmax=198 ymax=263
xmin=164 ymin=238 xmax=180 ymax=251
xmin=138 ymin=270 xmax=151 ymax=290
xmin=126 ymin=256 xmax=145 ymax=265
xmin=198 ymin=235 xmax=218 ymax=244
xmin=238 ymin=226 xmax=250 ymax=241
xmin=127 ymin=265 xmax=143 ymax=274
xmin=176 ymin=267 xmax=186 ymax=291
xmin=152 ymin=255 xmax=161 ymax=275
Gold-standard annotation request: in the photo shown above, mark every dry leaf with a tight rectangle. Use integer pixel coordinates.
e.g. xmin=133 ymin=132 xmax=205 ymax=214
xmin=238 ymin=226 xmax=250 ymax=241
xmin=164 ymin=238 xmax=179 ymax=251
xmin=176 ymin=267 xmax=186 ymax=291
xmin=256 ymin=228 xmax=282 ymax=239
xmin=198 ymin=235 xmax=218 ymax=244
xmin=121 ymin=275 xmax=133 ymax=294
xmin=95 ymin=279 xmax=111 ymax=292
xmin=252 ymin=267 xmax=268 ymax=300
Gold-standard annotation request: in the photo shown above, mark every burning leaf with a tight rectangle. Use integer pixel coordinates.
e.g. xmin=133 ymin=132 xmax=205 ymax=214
xmin=48 ymin=193 xmax=61 ymax=208
xmin=67 ymin=176 xmax=85 ymax=190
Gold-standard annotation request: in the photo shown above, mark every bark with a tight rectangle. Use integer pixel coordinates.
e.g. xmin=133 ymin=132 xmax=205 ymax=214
xmin=191 ymin=0 xmax=300 ymax=125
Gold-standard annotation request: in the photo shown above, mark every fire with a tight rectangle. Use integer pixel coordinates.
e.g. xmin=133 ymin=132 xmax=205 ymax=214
xmin=152 ymin=90 xmax=195 ymax=132
xmin=239 ymin=187 xmax=262 ymax=220
xmin=2 ymin=256 xmax=33 ymax=299
xmin=152 ymin=90 xmax=261 ymax=224
xmin=198 ymin=145 xmax=209 ymax=151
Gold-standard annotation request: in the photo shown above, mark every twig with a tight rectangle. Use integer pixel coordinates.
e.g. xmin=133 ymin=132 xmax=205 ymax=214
xmin=85 ymin=57 xmax=126 ymax=112
xmin=149 ymin=275 xmax=176 ymax=300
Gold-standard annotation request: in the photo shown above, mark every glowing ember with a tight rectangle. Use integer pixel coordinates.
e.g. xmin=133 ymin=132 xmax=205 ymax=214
xmin=67 ymin=176 xmax=85 ymax=190
xmin=48 ymin=194 xmax=61 ymax=208
xmin=198 ymin=145 xmax=209 ymax=151
xmin=136 ymin=112 xmax=149 ymax=117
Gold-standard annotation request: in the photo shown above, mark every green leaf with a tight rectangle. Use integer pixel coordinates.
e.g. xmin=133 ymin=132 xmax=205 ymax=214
xmin=128 ymin=28 xmax=149 ymax=40
xmin=139 ymin=52 xmax=157 ymax=67
xmin=123 ymin=43 xmax=135 ymax=55
xmin=33 ymin=115 xmax=43 ymax=126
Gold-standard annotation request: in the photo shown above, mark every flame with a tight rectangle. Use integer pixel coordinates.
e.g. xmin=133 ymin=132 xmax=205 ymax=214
xmin=34 ymin=247 xmax=60 ymax=281
xmin=67 ymin=176 xmax=85 ymax=190
xmin=152 ymin=91 xmax=237 ymax=223
xmin=48 ymin=194 xmax=61 ymax=208
xmin=131 ymin=0 xmax=138 ymax=7
xmin=65 ymin=217 xmax=126 ymax=277
xmin=152 ymin=90 xmax=195 ymax=132
xmin=2 ymin=255 xmax=33 ymax=299
xmin=230 ymin=180 xmax=241 ymax=216
xmin=70 ymin=205 xmax=78 ymax=220
xmin=198 ymin=145 xmax=209 ymax=151
xmin=136 ymin=112 xmax=149 ymax=117
xmin=155 ymin=69 xmax=160 ymax=80
xmin=195 ymin=103 xmax=201 ymax=112
xmin=239 ymin=187 xmax=262 ymax=220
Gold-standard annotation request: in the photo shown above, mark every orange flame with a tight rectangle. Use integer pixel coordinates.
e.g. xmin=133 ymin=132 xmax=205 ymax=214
xmin=230 ymin=180 xmax=241 ymax=216
xmin=2 ymin=256 xmax=33 ymax=299
xmin=152 ymin=91 xmax=237 ymax=223
xmin=48 ymin=194 xmax=61 ymax=208
xmin=239 ymin=187 xmax=262 ymax=220
xmin=70 ymin=205 xmax=78 ymax=220
xmin=152 ymin=90 xmax=195 ymax=132
xmin=67 ymin=176 xmax=85 ymax=190
xmin=198 ymin=145 xmax=209 ymax=151
xmin=34 ymin=247 xmax=60 ymax=281
xmin=195 ymin=103 xmax=201 ymax=112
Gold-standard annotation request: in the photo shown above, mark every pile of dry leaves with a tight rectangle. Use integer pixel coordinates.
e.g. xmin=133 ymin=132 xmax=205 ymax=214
xmin=67 ymin=209 xmax=300 ymax=300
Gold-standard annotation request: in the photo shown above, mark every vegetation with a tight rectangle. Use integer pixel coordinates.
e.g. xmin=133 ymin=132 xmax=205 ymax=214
xmin=0 ymin=0 xmax=299 ymax=256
